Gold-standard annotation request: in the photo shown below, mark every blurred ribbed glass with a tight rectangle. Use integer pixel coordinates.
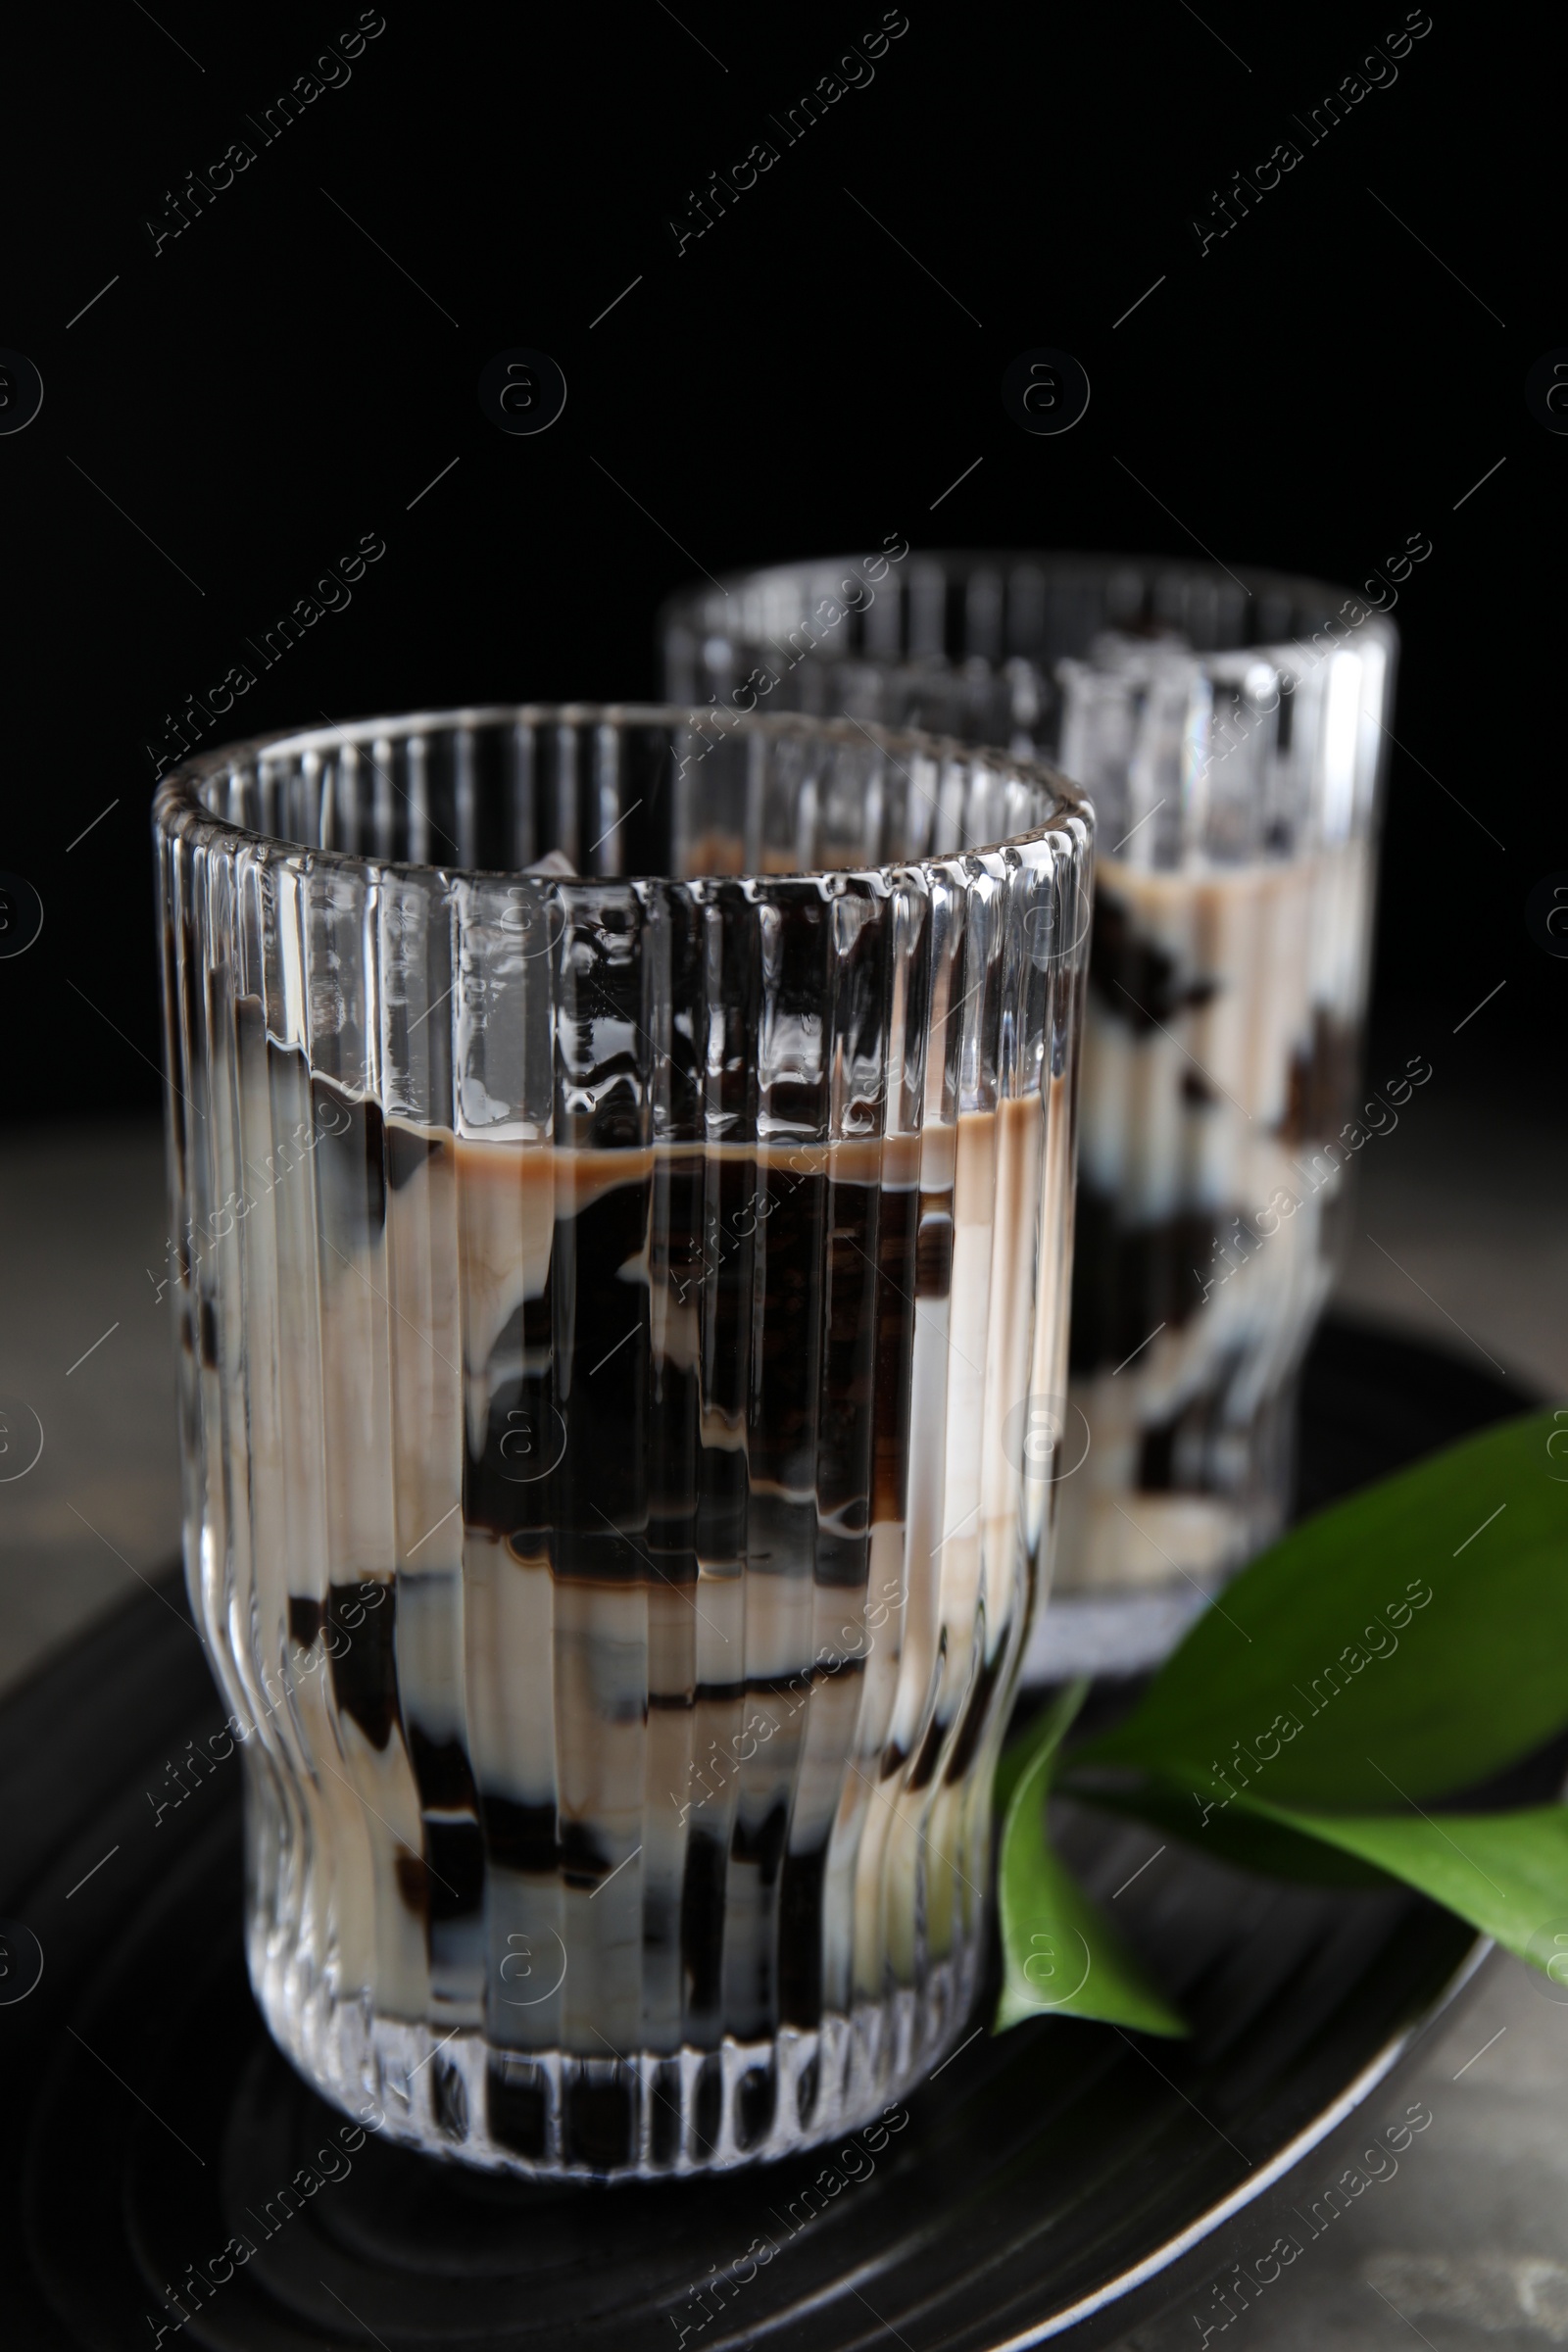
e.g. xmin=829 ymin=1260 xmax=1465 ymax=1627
xmin=153 ymin=705 xmax=1091 ymax=2177
xmin=663 ymin=556 xmax=1396 ymax=1675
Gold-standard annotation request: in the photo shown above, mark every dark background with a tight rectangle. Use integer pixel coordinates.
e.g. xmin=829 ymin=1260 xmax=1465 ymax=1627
xmin=2 ymin=0 xmax=1557 ymax=1118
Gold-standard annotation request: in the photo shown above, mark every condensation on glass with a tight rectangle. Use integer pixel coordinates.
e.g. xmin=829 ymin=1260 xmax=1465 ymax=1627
xmin=153 ymin=706 xmax=1091 ymax=2178
xmin=663 ymin=557 xmax=1397 ymax=1674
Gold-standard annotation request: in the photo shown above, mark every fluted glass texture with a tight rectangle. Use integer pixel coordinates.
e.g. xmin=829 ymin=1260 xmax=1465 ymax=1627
xmin=153 ymin=706 xmax=1091 ymax=2178
xmin=663 ymin=557 xmax=1396 ymax=1673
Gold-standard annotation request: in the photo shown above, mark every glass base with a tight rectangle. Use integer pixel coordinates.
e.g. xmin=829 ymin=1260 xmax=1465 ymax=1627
xmin=1022 ymin=1585 xmax=1212 ymax=1681
xmin=252 ymin=1935 xmax=981 ymax=2180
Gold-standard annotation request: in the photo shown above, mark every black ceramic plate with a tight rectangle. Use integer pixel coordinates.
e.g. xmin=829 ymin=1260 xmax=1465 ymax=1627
xmin=0 ymin=1318 xmax=1537 ymax=2352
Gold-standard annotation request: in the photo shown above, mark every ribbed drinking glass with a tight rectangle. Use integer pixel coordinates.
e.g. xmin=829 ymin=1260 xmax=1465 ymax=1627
xmin=663 ymin=554 xmax=1397 ymax=1674
xmin=153 ymin=704 xmax=1091 ymax=2177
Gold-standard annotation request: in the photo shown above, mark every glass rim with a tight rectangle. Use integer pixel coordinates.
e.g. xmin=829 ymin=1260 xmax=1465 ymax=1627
xmin=151 ymin=700 xmax=1093 ymax=886
xmin=658 ymin=546 xmax=1401 ymax=666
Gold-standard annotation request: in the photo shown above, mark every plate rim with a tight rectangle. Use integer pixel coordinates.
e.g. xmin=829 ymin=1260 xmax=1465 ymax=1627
xmin=985 ymin=1930 xmax=1492 ymax=2349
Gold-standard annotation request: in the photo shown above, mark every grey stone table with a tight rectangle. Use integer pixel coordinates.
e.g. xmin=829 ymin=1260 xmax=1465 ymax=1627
xmin=1 ymin=1072 xmax=1563 ymax=2350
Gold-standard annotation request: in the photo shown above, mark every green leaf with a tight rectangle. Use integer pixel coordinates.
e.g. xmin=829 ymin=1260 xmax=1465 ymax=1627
xmin=995 ymin=1676 xmax=1092 ymax=1819
xmin=1062 ymin=1767 xmax=1394 ymax=1887
xmin=1073 ymin=1412 xmax=1568 ymax=1808
xmin=995 ymin=1693 xmax=1188 ymax=2038
xmin=1226 ymin=1794 xmax=1568 ymax=1973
